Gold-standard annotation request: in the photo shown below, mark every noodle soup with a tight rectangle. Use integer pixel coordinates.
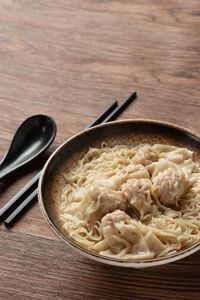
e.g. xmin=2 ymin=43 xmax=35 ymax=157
xmin=39 ymin=120 xmax=200 ymax=266
xmin=57 ymin=143 xmax=200 ymax=260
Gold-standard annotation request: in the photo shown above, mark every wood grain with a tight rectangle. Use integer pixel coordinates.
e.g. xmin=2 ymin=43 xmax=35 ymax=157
xmin=0 ymin=0 xmax=200 ymax=299
xmin=1 ymin=230 xmax=200 ymax=300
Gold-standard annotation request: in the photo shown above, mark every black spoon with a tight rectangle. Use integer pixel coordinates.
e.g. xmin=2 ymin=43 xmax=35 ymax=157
xmin=0 ymin=115 xmax=57 ymax=181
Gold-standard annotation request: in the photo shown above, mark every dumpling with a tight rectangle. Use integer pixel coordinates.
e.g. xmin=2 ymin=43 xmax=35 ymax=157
xmin=101 ymin=210 xmax=131 ymax=227
xmin=148 ymin=158 xmax=177 ymax=178
xmin=122 ymin=178 xmax=153 ymax=220
xmin=97 ymin=210 xmax=148 ymax=256
xmin=152 ymin=168 xmax=189 ymax=206
xmin=143 ymin=230 xmax=165 ymax=255
xmin=123 ymin=163 xmax=150 ymax=182
xmin=81 ymin=187 xmax=129 ymax=222
xmin=94 ymin=210 xmax=165 ymax=258
xmin=152 ymin=144 xmax=195 ymax=175
xmin=152 ymin=144 xmax=193 ymax=162
xmin=133 ymin=145 xmax=158 ymax=166
xmin=94 ymin=210 xmax=134 ymax=255
xmin=95 ymin=188 xmax=128 ymax=218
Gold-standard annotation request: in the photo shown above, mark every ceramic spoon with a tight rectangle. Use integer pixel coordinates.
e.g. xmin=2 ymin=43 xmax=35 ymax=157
xmin=0 ymin=115 xmax=57 ymax=181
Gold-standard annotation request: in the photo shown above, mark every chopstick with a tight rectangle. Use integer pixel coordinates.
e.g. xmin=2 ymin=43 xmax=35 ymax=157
xmin=0 ymin=101 xmax=118 ymax=222
xmin=86 ymin=101 xmax=118 ymax=128
xmin=102 ymin=91 xmax=137 ymax=123
xmin=3 ymin=91 xmax=137 ymax=225
xmin=4 ymin=189 xmax=38 ymax=225
xmin=0 ymin=173 xmax=40 ymax=220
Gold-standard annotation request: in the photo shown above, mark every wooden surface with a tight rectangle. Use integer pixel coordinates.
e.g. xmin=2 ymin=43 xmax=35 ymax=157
xmin=0 ymin=1 xmax=200 ymax=299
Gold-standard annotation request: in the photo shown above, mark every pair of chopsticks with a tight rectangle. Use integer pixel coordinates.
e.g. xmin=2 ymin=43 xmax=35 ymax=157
xmin=0 ymin=91 xmax=137 ymax=225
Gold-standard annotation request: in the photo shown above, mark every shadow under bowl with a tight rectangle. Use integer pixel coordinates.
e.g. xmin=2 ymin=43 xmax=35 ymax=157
xmin=38 ymin=119 xmax=200 ymax=268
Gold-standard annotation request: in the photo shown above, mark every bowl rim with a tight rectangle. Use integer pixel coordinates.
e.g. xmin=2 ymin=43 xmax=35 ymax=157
xmin=38 ymin=118 xmax=200 ymax=268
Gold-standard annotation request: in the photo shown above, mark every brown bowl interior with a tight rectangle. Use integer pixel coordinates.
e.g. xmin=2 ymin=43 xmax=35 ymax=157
xmin=40 ymin=120 xmax=200 ymax=262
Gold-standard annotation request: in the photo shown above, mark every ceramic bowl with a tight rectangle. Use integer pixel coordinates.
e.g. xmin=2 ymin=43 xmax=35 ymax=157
xmin=38 ymin=119 xmax=200 ymax=268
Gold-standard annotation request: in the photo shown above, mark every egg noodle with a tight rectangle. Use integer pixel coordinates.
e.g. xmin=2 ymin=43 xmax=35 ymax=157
xmin=58 ymin=143 xmax=200 ymax=260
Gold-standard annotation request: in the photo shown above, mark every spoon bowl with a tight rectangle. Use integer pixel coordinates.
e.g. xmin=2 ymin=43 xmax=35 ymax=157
xmin=0 ymin=115 xmax=57 ymax=181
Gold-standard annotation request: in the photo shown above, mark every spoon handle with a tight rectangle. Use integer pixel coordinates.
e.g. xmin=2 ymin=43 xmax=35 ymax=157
xmin=0 ymin=164 xmax=11 ymax=181
xmin=0 ymin=168 xmax=15 ymax=182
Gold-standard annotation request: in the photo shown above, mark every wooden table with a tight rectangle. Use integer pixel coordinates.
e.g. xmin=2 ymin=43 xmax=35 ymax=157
xmin=0 ymin=1 xmax=200 ymax=299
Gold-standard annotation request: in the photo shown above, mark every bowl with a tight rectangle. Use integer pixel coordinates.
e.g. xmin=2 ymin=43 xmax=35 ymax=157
xmin=38 ymin=119 xmax=200 ymax=268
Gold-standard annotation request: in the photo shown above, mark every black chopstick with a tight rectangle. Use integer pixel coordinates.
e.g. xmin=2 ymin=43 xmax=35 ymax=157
xmin=0 ymin=173 xmax=40 ymax=220
xmin=86 ymin=101 xmax=118 ymax=128
xmin=4 ymin=91 xmax=137 ymax=225
xmin=102 ymin=91 xmax=137 ymax=123
xmin=0 ymin=100 xmax=118 ymax=223
xmin=4 ymin=189 xmax=38 ymax=225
